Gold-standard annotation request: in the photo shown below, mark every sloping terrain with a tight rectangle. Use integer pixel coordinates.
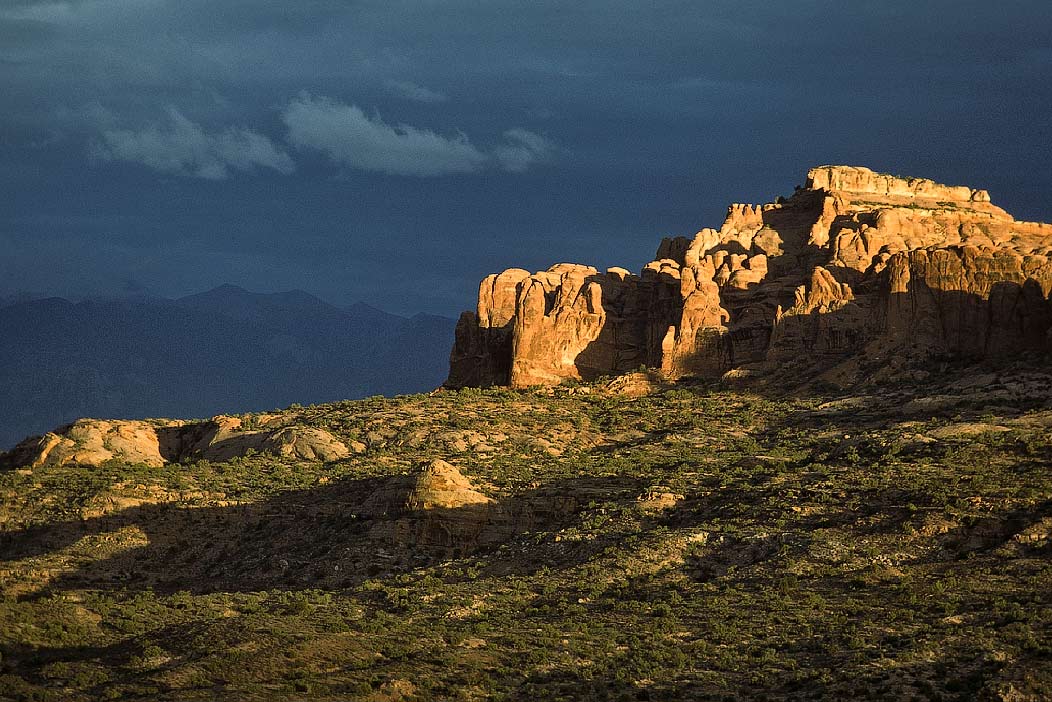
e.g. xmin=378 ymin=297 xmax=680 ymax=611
xmin=2 ymin=363 xmax=1050 ymax=701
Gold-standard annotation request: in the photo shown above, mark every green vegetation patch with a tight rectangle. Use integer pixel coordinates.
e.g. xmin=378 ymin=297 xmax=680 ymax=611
xmin=1 ymin=379 xmax=1050 ymax=700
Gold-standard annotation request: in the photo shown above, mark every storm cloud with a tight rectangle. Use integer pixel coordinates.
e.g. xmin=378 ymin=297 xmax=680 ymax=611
xmin=1 ymin=1 xmax=1050 ymax=314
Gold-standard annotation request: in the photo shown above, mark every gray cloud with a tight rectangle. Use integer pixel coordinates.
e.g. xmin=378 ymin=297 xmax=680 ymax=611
xmin=283 ymin=94 xmax=486 ymax=176
xmin=282 ymin=93 xmax=554 ymax=176
xmin=94 ymin=107 xmax=294 ymax=179
xmin=385 ymin=79 xmax=447 ymax=104
xmin=494 ymin=128 xmax=555 ymax=173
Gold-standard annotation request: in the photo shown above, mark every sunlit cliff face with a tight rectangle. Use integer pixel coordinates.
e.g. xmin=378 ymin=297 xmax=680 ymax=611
xmin=448 ymin=166 xmax=1052 ymax=389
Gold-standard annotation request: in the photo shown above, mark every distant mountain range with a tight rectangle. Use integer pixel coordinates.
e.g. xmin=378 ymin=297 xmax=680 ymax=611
xmin=0 ymin=285 xmax=455 ymax=449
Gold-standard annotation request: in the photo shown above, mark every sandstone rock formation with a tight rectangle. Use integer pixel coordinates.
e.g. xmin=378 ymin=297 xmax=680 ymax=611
xmin=0 ymin=419 xmax=184 ymax=469
xmin=262 ymin=427 xmax=351 ymax=462
xmin=1 ymin=416 xmax=350 ymax=469
xmin=363 ymin=459 xmax=495 ymax=516
xmin=361 ymin=459 xmax=595 ymax=551
xmin=447 ymin=166 xmax=1052 ymax=388
xmin=363 ymin=459 xmax=498 ymax=549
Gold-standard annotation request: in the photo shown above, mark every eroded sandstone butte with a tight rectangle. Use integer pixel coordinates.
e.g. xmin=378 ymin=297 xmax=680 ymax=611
xmin=447 ymin=165 xmax=1052 ymax=388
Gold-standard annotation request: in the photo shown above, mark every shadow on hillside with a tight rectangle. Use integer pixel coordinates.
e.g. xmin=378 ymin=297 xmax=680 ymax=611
xmin=512 ymin=492 xmax=1051 ymax=700
xmin=937 ymin=498 xmax=1052 ymax=559
xmin=645 ymin=466 xmax=1052 ymax=586
xmin=0 ymin=473 xmax=646 ymax=597
xmin=515 ymin=648 xmax=1012 ymax=701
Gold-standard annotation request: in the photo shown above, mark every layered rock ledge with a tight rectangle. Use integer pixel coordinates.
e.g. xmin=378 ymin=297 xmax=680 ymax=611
xmin=447 ymin=165 xmax=1052 ymax=388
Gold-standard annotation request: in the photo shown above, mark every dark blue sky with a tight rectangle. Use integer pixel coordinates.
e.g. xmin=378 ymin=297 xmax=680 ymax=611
xmin=3 ymin=1 xmax=1051 ymax=316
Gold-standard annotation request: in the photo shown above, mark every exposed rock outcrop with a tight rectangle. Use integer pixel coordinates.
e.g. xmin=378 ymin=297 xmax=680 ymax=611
xmin=447 ymin=165 xmax=1052 ymax=388
xmin=1 ymin=416 xmax=350 ymax=469
xmin=361 ymin=459 xmax=595 ymax=551
xmin=363 ymin=459 xmax=494 ymax=516
xmin=363 ymin=459 xmax=499 ymax=549
xmin=1 ymin=419 xmax=184 ymax=469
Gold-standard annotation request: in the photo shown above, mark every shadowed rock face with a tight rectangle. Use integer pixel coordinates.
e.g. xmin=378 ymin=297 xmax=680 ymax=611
xmin=447 ymin=165 xmax=1052 ymax=388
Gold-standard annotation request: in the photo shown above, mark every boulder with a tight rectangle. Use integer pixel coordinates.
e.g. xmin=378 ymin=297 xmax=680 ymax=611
xmin=363 ymin=459 xmax=494 ymax=516
xmin=363 ymin=459 xmax=498 ymax=550
xmin=0 ymin=419 xmax=185 ymax=469
xmin=262 ymin=427 xmax=350 ymax=462
xmin=2 ymin=416 xmax=350 ymax=469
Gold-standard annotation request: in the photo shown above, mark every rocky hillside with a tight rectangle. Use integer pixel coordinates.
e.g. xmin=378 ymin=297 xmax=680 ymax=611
xmin=447 ymin=166 xmax=1052 ymax=388
xmin=1 ymin=368 xmax=1051 ymax=700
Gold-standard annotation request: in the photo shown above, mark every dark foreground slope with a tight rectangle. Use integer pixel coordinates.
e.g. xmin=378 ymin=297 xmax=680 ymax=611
xmin=0 ymin=286 xmax=454 ymax=449
xmin=1 ymin=363 xmax=1051 ymax=701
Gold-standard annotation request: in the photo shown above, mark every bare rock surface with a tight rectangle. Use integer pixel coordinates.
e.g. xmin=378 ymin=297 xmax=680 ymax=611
xmin=1 ymin=419 xmax=186 ymax=469
xmin=363 ymin=459 xmax=499 ymax=549
xmin=363 ymin=459 xmax=494 ymax=516
xmin=2 ymin=416 xmax=349 ymax=469
xmin=602 ymin=370 xmax=667 ymax=397
xmin=447 ymin=165 xmax=1052 ymax=388
xmin=261 ymin=427 xmax=350 ymax=462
